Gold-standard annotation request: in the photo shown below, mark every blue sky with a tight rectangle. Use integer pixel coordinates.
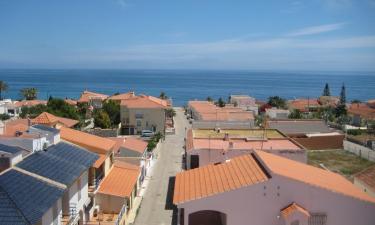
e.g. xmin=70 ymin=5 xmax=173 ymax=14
xmin=0 ymin=0 xmax=375 ymax=71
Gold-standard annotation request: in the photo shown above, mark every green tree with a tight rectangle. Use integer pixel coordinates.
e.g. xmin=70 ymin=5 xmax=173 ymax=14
xmin=102 ymin=100 xmax=120 ymax=126
xmin=289 ymin=109 xmax=302 ymax=119
xmin=206 ymin=96 xmax=213 ymax=102
xmin=165 ymin=108 xmax=176 ymax=118
xmin=267 ymin=96 xmax=286 ymax=109
xmin=335 ymin=104 xmax=347 ymax=118
xmin=340 ymin=83 xmax=346 ymax=105
xmin=93 ymin=110 xmax=111 ymax=129
xmin=20 ymin=88 xmax=38 ymax=100
xmin=0 ymin=81 xmax=8 ymax=100
xmin=159 ymin=91 xmax=168 ymax=100
xmin=322 ymin=83 xmax=331 ymax=96
xmin=47 ymin=98 xmax=79 ymax=120
xmin=0 ymin=114 xmax=10 ymax=121
xmin=19 ymin=104 xmax=48 ymax=118
xmin=216 ymin=97 xmax=226 ymax=107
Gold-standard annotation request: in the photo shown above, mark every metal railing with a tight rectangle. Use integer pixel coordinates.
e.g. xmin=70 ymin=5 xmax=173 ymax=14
xmin=63 ymin=203 xmax=80 ymax=225
xmin=115 ymin=203 xmax=127 ymax=225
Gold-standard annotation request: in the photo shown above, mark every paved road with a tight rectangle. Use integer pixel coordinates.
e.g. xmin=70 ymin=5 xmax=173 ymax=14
xmin=134 ymin=108 xmax=189 ymax=225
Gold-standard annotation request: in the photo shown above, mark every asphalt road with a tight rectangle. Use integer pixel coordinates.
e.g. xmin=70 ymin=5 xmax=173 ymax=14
xmin=133 ymin=108 xmax=189 ymax=225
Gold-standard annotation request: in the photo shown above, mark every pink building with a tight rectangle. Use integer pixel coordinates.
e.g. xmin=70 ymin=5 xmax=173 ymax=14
xmin=185 ymin=129 xmax=306 ymax=169
xmin=174 ymin=151 xmax=375 ymax=225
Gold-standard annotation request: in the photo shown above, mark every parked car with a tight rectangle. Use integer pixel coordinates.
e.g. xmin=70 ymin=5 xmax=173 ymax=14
xmin=141 ymin=130 xmax=155 ymax=137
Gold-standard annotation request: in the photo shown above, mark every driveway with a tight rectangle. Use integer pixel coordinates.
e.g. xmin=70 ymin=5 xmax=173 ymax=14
xmin=133 ymin=107 xmax=189 ymax=225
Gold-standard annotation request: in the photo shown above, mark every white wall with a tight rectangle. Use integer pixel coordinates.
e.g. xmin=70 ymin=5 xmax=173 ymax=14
xmin=344 ymin=140 xmax=375 ymax=162
xmin=40 ymin=198 xmax=62 ymax=225
xmin=179 ymin=174 xmax=375 ymax=225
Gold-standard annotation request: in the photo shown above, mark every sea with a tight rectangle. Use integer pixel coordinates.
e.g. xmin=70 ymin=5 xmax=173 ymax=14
xmin=0 ymin=69 xmax=374 ymax=106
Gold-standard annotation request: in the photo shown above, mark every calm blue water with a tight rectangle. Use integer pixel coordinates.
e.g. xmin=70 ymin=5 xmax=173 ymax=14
xmin=0 ymin=69 xmax=374 ymax=106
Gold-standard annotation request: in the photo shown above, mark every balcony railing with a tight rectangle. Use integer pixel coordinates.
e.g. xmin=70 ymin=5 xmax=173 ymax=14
xmin=62 ymin=203 xmax=80 ymax=225
xmin=115 ymin=203 xmax=127 ymax=225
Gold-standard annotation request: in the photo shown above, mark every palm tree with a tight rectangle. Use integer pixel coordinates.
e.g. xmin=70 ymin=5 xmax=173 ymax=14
xmin=159 ymin=91 xmax=168 ymax=100
xmin=0 ymin=81 xmax=8 ymax=100
xmin=20 ymin=88 xmax=38 ymax=100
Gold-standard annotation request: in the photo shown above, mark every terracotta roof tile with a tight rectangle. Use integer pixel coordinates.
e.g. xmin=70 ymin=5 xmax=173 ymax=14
xmin=93 ymin=154 xmax=107 ymax=168
xmin=354 ymin=165 xmax=375 ymax=193
xmin=97 ymin=162 xmax=140 ymax=197
xmin=64 ymin=99 xmax=77 ymax=106
xmin=60 ymin=127 xmax=115 ymax=154
xmin=108 ymin=92 xmax=135 ymax=101
xmin=256 ymin=150 xmax=375 ymax=204
xmin=31 ymin=112 xmax=78 ymax=128
xmin=109 ymin=137 xmax=148 ymax=154
xmin=78 ymin=91 xmax=108 ymax=103
xmin=121 ymin=95 xmax=168 ymax=109
xmin=3 ymin=119 xmax=29 ymax=137
xmin=348 ymin=103 xmax=375 ymax=119
xmin=173 ymin=154 xmax=269 ymax=204
xmin=288 ymin=99 xmax=320 ymax=112
xmin=14 ymin=100 xmax=47 ymax=108
xmin=280 ymin=203 xmax=310 ymax=218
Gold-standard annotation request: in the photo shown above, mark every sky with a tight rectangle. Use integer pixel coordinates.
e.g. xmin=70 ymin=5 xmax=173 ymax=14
xmin=0 ymin=0 xmax=375 ymax=71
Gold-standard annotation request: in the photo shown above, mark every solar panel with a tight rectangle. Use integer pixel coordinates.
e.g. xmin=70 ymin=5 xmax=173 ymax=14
xmin=30 ymin=124 xmax=60 ymax=135
xmin=0 ymin=170 xmax=64 ymax=225
xmin=16 ymin=151 xmax=86 ymax=186
xmin=0 ymin=144 xmax=23 ymax=155
xmin=46 ymin=142 xmax=99 ymax=168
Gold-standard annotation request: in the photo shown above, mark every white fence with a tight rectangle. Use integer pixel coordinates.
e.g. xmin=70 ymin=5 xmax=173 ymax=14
xmin=344 ymin=140 xmax=375 ymax=162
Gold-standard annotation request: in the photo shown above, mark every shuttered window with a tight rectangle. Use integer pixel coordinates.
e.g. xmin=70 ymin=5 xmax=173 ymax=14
xmin=309 ymin=213 xmax=327 ymax=225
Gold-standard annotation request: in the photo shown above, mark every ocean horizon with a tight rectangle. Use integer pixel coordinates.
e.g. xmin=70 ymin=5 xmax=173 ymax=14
xmin=1 ymin=69 xmax=374 ymax=106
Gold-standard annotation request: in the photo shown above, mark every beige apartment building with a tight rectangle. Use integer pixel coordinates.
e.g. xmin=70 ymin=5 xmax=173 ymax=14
xmin=120 ymin=95 xmax=168 ymax=135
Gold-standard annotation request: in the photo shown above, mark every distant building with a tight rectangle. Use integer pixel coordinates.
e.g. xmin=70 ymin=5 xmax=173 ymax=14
xmin=265 ymin=108 xmax=290 ymax=119
xmin=347 ymin=103 xmax=375 ymax=127
xmin=78 ymin=90 xmax=109 ymax=109
xmin=354 ymin=166 xmax=375 ymax=198
xmin=173 ymin=151 xmax=375 ymax=225
xmin=229 ymin=95 xmax=258 ymax=115
xmin=288 ymin=98 xmax=320 ymax=113
xmin=267 ymin=119 xmax=344 ymax=150
xmin=188 ymin=101 xmax=255 ymax=129
xmin=107 ymin=91 xmax=136 ymax=103
xmin=318 ymin=96 xmax=340 ymax=107
xmin=185 ymin=128 xmax=306 ymax=169
xmin=120 ymin=95 xmax=169 ymax=135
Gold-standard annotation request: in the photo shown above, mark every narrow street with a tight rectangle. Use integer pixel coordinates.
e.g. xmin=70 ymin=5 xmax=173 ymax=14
xmin=133 ymin=108 xmax=189 ymax=225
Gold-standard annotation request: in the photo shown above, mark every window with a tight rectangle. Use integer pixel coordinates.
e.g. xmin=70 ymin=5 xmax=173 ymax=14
xmin=136 ymin=119 xmax=142 ymax=127
xmin=309 ymin=213 xmax=327 ymax=225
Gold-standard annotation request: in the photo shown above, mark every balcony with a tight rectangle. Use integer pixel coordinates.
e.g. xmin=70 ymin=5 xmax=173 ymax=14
xmin=85 ymin=203 xmax=127 ymax=225
xmin=61 ymin=204 xmax=80 ymax=225
xmin=89 ymin=172 xmax=104 ymax=194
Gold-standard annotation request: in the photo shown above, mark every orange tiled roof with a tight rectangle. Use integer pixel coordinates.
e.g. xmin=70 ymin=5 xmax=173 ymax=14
xmin=64 ymin=99 xmax=77 ymax=106
xmin=93 ymin=154 xmax=107 ymax=168
xmin=60 ymin=127 xmax=115 ymax=154
xmin=78 ymin=91 xmax=109 ymax=103
xmin=188 ymin=138 xmax=302 ymax=152
xmin=31 ymin=112 xmax=78 ymax=128
xmin=189 ymin=101 xmax=254 ymax=121
xmin=14 ymin=100 xmax=47 ymax=108
xmin=2 ymin=119 xmax=29 ymax=137
xmin=280 ymin=203 xmax=310 ymax=219
xmin=256 ymin=150 xmax=375 ymax=203
xmin=98 ymin=162 xmax=140 ymax=197
xmin=348 ymin=103 xmax=375 ymax=119
xmin=109 ymin=137 xmax=148 ymax=154
xmin=121 ymin=95 xmax=168 ymax=109
xmin=288 ymin=99 xmax=320 ymax=112
xmin=107 ymin=92 xmax=135 ymax=101
xmin=173 ymin=154 xmax=269 ymax=204
xmin=354 ymin=166 xmax=375 ymax=193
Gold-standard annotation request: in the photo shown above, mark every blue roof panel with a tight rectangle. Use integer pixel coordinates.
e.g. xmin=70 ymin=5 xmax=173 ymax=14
xmin=0 ymin=144 xmax=23 ymax=155
xmin=0 ymin=170 xmax=64 ymax=225
xmin=16 ymin=151 xmax=86 ymax=186
xmin=46 ymin=142 xmax=98 ymax=168
xmin=31 ymin=124 xmax=60 ymax=135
